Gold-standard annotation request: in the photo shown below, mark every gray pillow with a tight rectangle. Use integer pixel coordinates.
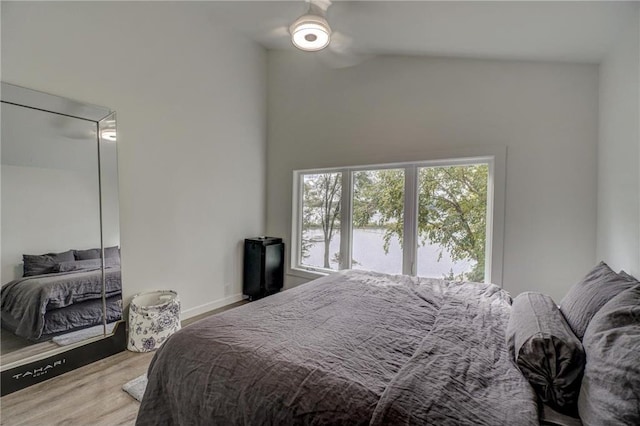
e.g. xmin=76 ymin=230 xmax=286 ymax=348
xmin=104 ymin=246 xmax=120 ymax=259
xmin=619 ymin=270 xmax=638 ymax=283
xmin=560 ymin=262 xmax=637 ymax=340
xmin=22 ymin=250 xmax=75 ymax=277
xmin=75 ymin=246 xmax=120 ymax=260
xmin=54 ymin=257 xmax=120 ymax=272
xmin=506 ymin=292 xmax=585 ymax=413
xmin=578 ymin=285 xmax=640 ymax=425
xmin=74 ymin=248 xmax=101 ymax=260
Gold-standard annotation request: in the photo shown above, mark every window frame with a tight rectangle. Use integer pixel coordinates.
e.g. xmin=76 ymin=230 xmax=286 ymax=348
xmin=291 ymin=153 xmax=504 ymax=285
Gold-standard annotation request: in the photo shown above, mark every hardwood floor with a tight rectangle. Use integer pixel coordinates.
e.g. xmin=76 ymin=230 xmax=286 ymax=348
xmin=0 ymin=300 xmax=247 ymax=426
xmin=1 ymin=350 xmax=154 ymax=426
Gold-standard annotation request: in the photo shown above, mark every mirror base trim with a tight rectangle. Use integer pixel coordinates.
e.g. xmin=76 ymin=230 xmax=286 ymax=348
xmin=0 ymin=321 xmax=126 ymax=396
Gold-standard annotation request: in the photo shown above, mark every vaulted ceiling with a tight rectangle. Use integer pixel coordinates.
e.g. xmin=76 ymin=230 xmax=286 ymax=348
xmin=206 ymin=1 xmax=636 ymax=63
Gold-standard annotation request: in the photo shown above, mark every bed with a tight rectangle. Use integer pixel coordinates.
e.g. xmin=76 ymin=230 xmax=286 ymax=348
xmin=1 ymin=263 xmax=122 ymax=341
xmin=138 ymin=265 xmax=640 ymax=425
xmin=137 ymin=270 xmax=540 ymax=425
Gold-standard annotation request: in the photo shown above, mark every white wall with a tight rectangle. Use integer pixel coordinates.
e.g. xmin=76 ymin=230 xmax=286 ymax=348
xmin=597 ymin=4 xmax=640 ymax=277
xmin=1 ymin=2 xmax=267 ymax=315
xmin=266 ymin=52 xmax=599 ymax=302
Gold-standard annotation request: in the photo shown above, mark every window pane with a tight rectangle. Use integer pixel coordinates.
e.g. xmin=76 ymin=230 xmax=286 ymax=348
xmin=300 ymin=172 xmax=342 ymax=270
xmin=351 ymin=169 xmax=404 ymax=274
xmin=416 ymin=164 xmax=488 ymax=282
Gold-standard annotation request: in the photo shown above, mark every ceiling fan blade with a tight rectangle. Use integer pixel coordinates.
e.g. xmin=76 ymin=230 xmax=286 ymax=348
xmin=265 ymin=25 xmax=290 ymax=40
xmin=317 ymin=31 xmax=374 ymax=69
xmin=330 ymin=31 xmax=354 ymax=55
xmin=308 ymin=0 xmax=332 ymax=15
xmin=253 ymin=22 xmax=294 ymax=50
xmin=317 ymin=49 xmax=373 ymax=69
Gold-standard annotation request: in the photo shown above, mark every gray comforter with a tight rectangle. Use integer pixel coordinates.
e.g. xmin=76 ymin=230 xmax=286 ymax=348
xmin=0 ymin=267 xmax=121 ymax=340
xmin=138 ymin=270 xmax=538 ymax=425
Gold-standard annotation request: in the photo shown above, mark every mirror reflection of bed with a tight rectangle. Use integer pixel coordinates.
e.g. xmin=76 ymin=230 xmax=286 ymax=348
xmin=0 ymin=247 xmax=123 ymax=365
xmin=0 ymin=87 xmax=122 ymax=369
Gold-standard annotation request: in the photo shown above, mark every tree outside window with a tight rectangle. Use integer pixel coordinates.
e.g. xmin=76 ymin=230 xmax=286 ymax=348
xmin=297 ymin=162 xmax=488 ymax=283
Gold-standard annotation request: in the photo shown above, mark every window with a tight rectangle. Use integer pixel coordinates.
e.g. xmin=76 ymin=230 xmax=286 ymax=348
xmin=300 ymin=172 xmax=342 ymax=270
xmin=416 ymin=164 xmax=488 ymax=282
xmin=293 ymin=157 xmax=496 ymax=283
xmin=352 ymin=168 xmax=405 ymax=275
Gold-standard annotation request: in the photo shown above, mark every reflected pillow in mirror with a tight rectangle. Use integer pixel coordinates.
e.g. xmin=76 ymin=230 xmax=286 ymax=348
xmin=23 ymin=250 xmax=75 ymax=277
xmin=74 ymin=248 xmax=100 ymax=260
xmin=104 ymin=246 xmax=120 ymax=259
xmin=75 ymin=246 xmax=120 ymax=260
xmin=56 ymin=258 xmax=101 ymax=272
xmin=54 ymin=257 xmax=120 ymax=273
xmin=55 ymin=257 xmax=120 ymax=272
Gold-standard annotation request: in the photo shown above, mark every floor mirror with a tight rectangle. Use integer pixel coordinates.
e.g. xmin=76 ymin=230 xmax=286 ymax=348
xmin=0 ymin=83 xmax=126 ymax=395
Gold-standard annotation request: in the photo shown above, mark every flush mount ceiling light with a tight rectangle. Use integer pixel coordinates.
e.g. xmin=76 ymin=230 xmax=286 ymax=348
xmin=290 ymin=11 xmax=331 ymax=51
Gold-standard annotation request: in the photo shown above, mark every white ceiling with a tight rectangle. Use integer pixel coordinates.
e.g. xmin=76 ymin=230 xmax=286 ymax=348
xmin=206 ymin=0 xmax=637 ymax=63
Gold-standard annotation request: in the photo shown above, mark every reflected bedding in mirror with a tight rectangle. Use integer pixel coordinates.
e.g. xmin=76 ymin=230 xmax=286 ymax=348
xmin=1 ymin=252 xmax=122 ymax=341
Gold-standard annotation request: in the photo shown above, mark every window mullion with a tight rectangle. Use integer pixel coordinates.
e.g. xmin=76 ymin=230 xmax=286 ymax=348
xmin=484 ymin=158 xmax=495 ymax=284
xmin=293 ymin=171 xmax=303 ymax=270
xmin=403 ymin=166 xmax=418 ymax=275
xmin=339 ymin=169 xmax=352 ymax=270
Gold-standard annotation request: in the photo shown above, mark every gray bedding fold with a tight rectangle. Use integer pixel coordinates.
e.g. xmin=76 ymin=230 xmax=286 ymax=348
xmin=2 ymin=295 xmax=123 ymax=338
xmin=42 ymin=295 xmax=122 ymax=336
xmin=371 ymin=282 xmax=539 ymax=425
xmin=137 ymin=270 xmax=538 ymax=425
xmin=0 ymin=267 xmax=121 ymax=340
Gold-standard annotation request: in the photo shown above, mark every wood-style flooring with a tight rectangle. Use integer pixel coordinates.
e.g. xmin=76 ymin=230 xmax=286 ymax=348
xmin=0 ymin=301 xmax=246 ymax=426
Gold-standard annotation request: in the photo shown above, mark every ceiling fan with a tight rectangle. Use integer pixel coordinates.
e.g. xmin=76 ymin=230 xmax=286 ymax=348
xmin=264 ymin=0 xmax=371 ymax=68
xmin=289 ymin=0 xmax=333 ymax=51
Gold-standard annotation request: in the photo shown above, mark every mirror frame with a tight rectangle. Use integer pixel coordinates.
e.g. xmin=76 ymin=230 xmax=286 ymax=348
xmin=0 ymin=82 xmax=126 ymax=395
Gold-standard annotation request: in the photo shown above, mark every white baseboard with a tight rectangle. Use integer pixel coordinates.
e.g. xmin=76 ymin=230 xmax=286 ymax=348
xmin=181 ymin=293 xmax=246 ymax=320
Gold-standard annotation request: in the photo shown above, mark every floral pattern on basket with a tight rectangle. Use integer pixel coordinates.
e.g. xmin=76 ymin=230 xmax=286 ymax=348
xmin=128 ymin=290 xmax=181 ymax=352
